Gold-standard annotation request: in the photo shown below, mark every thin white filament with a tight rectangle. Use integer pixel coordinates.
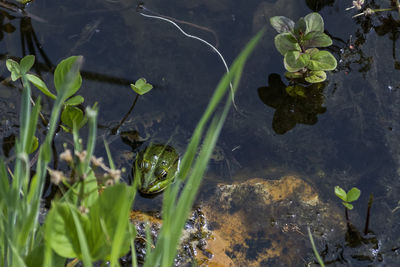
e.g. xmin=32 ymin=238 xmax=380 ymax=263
xmin=139 ymin=11 xmax=238 ymax=110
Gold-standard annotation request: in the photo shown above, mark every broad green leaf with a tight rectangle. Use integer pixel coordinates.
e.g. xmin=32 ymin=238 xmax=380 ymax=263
xmin=284 ymin=51 xmax=309 ymax=72
xmin=302 ymin=32 xmax=332 ymax=49
xmin=284 ymin=71 xmax=304 ymax=79
xmin=62 ymin=170 xmax=99 ymax=208
xmin=305 ymin=70 xmax=326 ymax=83
xmin=135 ymin=77 xmax=146 ymax=88
xmin=61 ymin=106 xmax=84 ymax=129
xmin=6 ymin=59 xmax=21 ymax=81
xmin=20 ymin=55 xmax=35 ymax=74
xmin=65 ymin=95 xmax=84 ymax=106
xmin=274 ymin=32 xmax=300 ymax=55
xmin=26 ymin=74 xmax=56 ymax=99
xmin=307 ymin=50 xmax=337 ymax=71
xmin=88 ymin=183 xmax=132 ymax=260
xmin=54 ymin=56 xmax=82 ymax=99
xmin=343 ymin=202 xmax=354 ymax=210
xmin=45 ymin=202 xmax=88 ymax=258
xmin=346 ymin=187 xmax=361 ymax=202
xmin=305 ymin=13 xmax=324 ymax=34
xmin=270 ymin=16 xmax=295 ymax=33
xmin=294 ymin=17 xmax=307 ymax=37
xmin=334 ymin=186 xmax=347 ymax=201
xmin=130 ymin=78 xmax=153 ymax=95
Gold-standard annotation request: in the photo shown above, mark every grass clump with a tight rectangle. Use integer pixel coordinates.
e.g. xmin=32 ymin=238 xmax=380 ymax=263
xmin=0 ymin=30 xmax=263 ymax=266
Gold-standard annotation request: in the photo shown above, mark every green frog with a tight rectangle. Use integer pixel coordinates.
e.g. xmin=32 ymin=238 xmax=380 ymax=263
xmin=133 ymin=144 xmax=180 ymax=194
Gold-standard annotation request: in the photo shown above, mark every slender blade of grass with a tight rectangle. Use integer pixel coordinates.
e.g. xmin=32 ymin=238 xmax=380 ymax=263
xmin=307 ymin=226 xmax=325 ymax=267
xmin=144 ymin=29 xmax=264 ymax=267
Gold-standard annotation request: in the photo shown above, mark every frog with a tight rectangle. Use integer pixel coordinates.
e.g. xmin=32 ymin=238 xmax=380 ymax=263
xmin=133 ymin=143 xmax=181 ymax=194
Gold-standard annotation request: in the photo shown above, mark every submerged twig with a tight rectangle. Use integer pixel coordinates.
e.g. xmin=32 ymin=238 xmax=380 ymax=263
xmin=136 ymin=5 xmax=239 ymax=111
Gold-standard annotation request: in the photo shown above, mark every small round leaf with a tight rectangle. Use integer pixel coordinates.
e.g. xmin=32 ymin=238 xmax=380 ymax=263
xmin=274 ymin=33 xmax=301 ymax=56
xmin=346 ymin=187 xmax=361 ymax=202
xmin=304 ymin=13 xmax=324 ymax=34
xmin=305 ymin=71 xmax=326 ymax=83
xmin=284 ymin=51 xmax=309 ymax=72
xmin=334 ymin=186 xmax=347 ymax=201
xmin=270 ymin=16 xmax=295 ymax=33
xmin=20 ymin=55 xmax=35 ymax=74
xmin=307 ymin=50 xmax=337 ymax=71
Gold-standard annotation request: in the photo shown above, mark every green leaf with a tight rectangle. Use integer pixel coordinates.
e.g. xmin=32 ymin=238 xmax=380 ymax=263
xmin=20 ymin=55 xmax=35 ymax=74
xmin=270 ymin=16 xmax=295 ymax=33
xmin=61 ymin=106 xmax=84 ymax=129
xmin=6 ymin=59 xmax=21 ymax=81
xmin=302 ymin=32 xmax=332 ymax=49
xmin=65 ymin=95 xmax=84 ymax=106
xmin=284 ymin=71 xmax=304 ymax=79
xmin=307 ymin=50 xmax=337 ymax=71
xmin=342 ymin=202 xmax=354 ymax=210
xmin=334 ymin=186 xmax=347 ymax=201
xmin=284 ymin=51 xmax=309 ymax=72
xmin=274 ymin=33 xmax=301 ymax=55
xmin=294 ymin=17 xmax=307 ymax=37
xmin=29 ymin=136 xmax=39 ymax=154
xmin=54 ymin=56 xmax=82 ymax=99
xmin=62 ymin=170 xmax=99 ymax=208
xmin=304 ymin=12 xmax=324 ymax=34
xmin=305 ymin=70 xmax=326 ymax=83
xmin=89 ymin=183 xmax=132 ymax=260
xmin=26 ymin=74 xmax=56 ymax=99
xmin=346 ymin=187 xmax=361 ymax=202
xmin=45 ymin=202 xmax=87 ymax=258
xmin=130 ymin=78 xmax=153 ymax=95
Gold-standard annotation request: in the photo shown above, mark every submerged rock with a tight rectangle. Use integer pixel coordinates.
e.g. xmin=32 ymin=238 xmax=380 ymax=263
xmin=201 ymin=175 xmax=346 ymax=266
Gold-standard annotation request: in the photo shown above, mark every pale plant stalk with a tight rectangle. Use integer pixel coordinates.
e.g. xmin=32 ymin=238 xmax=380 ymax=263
xmin=138 ymin=11 xmax=239 ymax=111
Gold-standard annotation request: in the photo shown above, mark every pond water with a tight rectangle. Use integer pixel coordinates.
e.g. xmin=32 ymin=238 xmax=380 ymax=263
xmin=0 ymin=0 xmax=399 ymax=265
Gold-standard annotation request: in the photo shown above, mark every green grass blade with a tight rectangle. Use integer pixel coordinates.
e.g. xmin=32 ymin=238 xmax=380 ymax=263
xmin=109 ymin=186 xmax=135 ymax=267
xmin=103 ymin=138 xmax=115 ymax=170
xmin=144 ymin=29 xmax=264 ymax=267
xmin=307 ymin=226 xmax=325 ymax=267
xmin=69 ymin=206 xmax=92 ymax=267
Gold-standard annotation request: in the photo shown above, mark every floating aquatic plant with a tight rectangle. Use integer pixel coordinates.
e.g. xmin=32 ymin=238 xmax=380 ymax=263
xmin=270 ymin=12 xmax=337 ymax=83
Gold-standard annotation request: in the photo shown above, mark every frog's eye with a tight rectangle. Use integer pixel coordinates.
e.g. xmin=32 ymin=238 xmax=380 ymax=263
xmin=155 ymin=168 xmax=168 ymax=180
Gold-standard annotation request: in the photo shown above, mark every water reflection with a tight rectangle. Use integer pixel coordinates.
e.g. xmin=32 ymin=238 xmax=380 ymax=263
xmin=257 ymin=73 xmax=326 ymax=134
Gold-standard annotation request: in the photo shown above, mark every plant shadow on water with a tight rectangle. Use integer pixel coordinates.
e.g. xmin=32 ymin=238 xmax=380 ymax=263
xmin=257 ymin=73 xmax=327 ymax=134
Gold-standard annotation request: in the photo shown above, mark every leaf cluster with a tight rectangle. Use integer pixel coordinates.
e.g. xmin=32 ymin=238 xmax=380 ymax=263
xmin=0 ymin=30 xmax=262 ymax=266
xmin=6 ymin=55 xmax=86 ymax=132
xmin=270 ymin=12 xmax=337 ymax=83
xmin=334 ymin=186 xmax=361 ymax=210
xmin=130 ymin=78 xmax=153 ymax=95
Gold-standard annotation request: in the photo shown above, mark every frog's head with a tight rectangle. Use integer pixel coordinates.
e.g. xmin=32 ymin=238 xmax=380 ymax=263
xmin=133 ymin=144 xmax=180 ymax=194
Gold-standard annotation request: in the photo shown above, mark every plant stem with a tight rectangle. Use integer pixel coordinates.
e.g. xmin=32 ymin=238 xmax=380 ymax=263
xmin=364 ymin=193 xmax=374 ymax=235
xmin=111 ymin=94 xmax=140 ymax=135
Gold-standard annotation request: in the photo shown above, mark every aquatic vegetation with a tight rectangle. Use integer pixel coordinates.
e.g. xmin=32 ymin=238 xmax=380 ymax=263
xmin=258 ymin=74 xmax=326 ymax=134
xmin=6 ymin=55 xmax=86 ymax=131
xmin=130 ymin=77 xmax=153 ymax=95
xmin=307 ymin=226 xmax=326 ymax=267
xmin=0 ymin=29 xmax=263 ymax=266
xmin=334 ymin=186 xmax=361 ymax=210
xmin=270 ymin=12 xmax=337 ymax=83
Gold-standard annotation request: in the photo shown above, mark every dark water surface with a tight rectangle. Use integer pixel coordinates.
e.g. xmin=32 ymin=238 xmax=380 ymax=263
xmin=0 ymin=0 xmax=399 ymax=265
